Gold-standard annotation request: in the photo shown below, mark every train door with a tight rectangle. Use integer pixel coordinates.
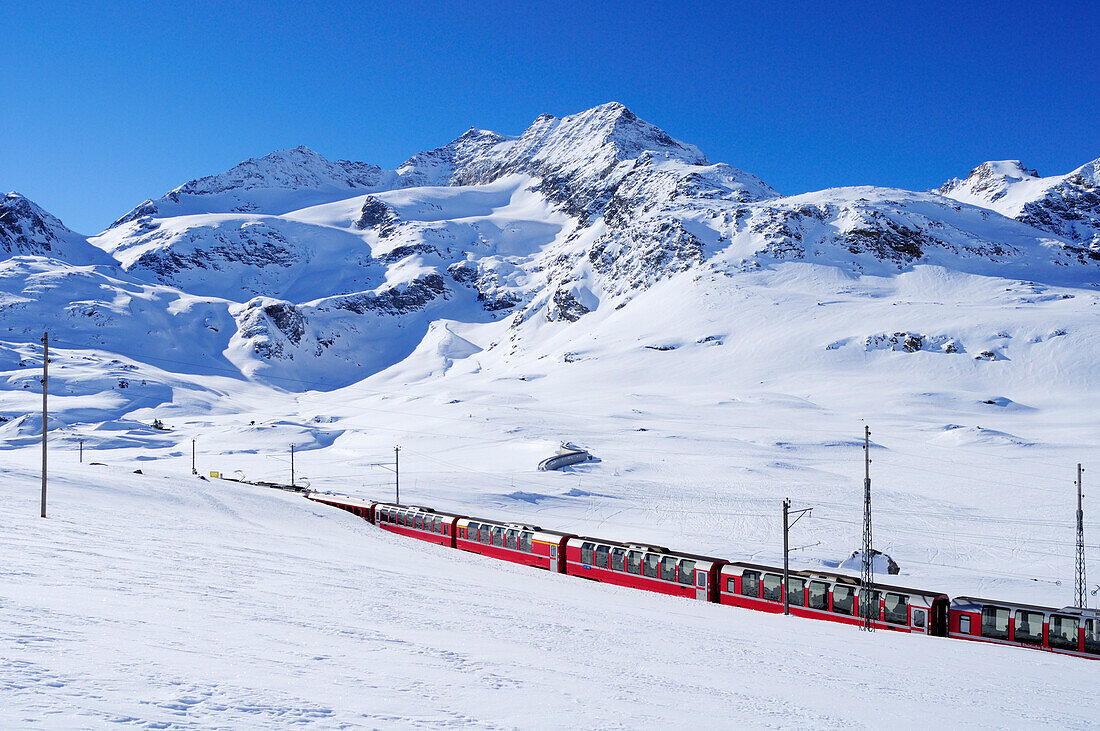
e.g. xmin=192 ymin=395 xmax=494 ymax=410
xmin=695 ymin=569 xmax=709 ymax=600
xmin=930 ymin=597 xmax=949 ymax=637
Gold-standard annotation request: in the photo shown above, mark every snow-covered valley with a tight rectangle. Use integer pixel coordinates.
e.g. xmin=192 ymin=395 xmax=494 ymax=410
xmin=3 ymin=464 xmax=1097 ymax=728
xmin=2 ymin=102 xmax=1099 ymax=725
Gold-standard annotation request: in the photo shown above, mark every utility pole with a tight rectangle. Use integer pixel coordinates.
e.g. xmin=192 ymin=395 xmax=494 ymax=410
xmin=290 ymin=444 xmax=295 ymax=488
xmin=79 ymin=439 xmax=83 ymax=464
xmin=782 ymin=497 xmax=813 ymax=616
xmin=1076 ymin=464 xmax=1087 ymax=609
xmin=40 ymin=332 xmax=48 ymax=518
xmin=395 ymin=445 xmax=400 ymax=504
xmin=861 ymin=424 xmax=875 ymax=631
xmin=191 ymin=439 xmax=197 ymax=475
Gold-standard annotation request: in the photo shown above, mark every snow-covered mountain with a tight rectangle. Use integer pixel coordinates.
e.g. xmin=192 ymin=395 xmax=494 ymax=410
xmin=939 ymin=158 xmax=1100 ymax=249
xmin=108 ymin=145 xmax=399 ymax=226
xmin=0 ymin=192 xmax=114 ymax=265
xmin=4 ymin=104 xmax=1099 ymax=391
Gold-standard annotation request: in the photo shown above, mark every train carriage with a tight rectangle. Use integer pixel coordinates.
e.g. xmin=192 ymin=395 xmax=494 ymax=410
xmin=719 ymin=562 xmax=950 ymax=635
xmin=306 ymin=493 xmax=376 ymax=522
xmin=563 ymin=537 xmax=726 ymax=601
xmin=949 ymin=596 xmax=1100 ymax=659
xmin=372 ymin=502 xmax=461 ymax=547
xmin=455 ymin=517 xmax=573 ymax=570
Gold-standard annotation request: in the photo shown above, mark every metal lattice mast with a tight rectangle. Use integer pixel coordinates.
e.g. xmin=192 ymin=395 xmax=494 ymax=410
xmin=1076 ymin=464 xmax=1087 ymax=609
xmin=861 ymin=425 xmax=875 ymax=631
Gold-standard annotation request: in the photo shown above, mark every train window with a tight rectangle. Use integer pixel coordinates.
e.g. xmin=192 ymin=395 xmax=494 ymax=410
xmin=832 ymin=586 xmax=855 ymax=615
xmin=981 ymin=605 xmax=1010 ymax=640
xmin=726 ymin=576 xmax=736 ymax=593
xmin=466 ymin=522 xmax=478 ymax=540
xmin=595 ymin=545 xmax=610 ymax=568
xmin=627 ymin=551 xmax=643 ymax=575
xmin=610 ymin=547 xmax=626 ymax=571
xmin=581 ymin=542 xmax=595 ymax=565
xmin=643 ymin=554 xmax=660 ymax=578
xmin=697 ymin=572 xmax=706 ymax=588
xmin=480 ymin=525 xmax=491 ymax=544
xmin=912 ymin=609 xmax=926 ymax=629
xmin=959 ymin=615 xmax=972 ymax=634
xmin=1084 ymin=619 xmax=1100 ymax=655
xmin=550 ymin=545 xmax=558 ymax=558
xmin=787 ymin=577 xmax=805 ymax=607
xmin=1049 ymin=615 xmax=1079 ymax=650
xmin=520 ymin=532 xmax=533 ymax=553
xmin=661 ymin=556 xmax=677 ymax=581
xmin=506 ymin=529 xmax=519 ymax=549
xmin=492 ymin=527 xmax=505 ymax=547
xmin=433 ymin=517 xmax=442 ymax=533
xmin=741 ymin=571 xmax=760 ymax=598
xmin=414 ymin=514 xmax=423 ymax=529
xmin=762 ymin=574 xmax=782 ymax=602
xmin=859 ymin=590 xmax=881 ymax=621
xmin=1013 ymin=610 xmax=1044 ymax=644
xmin=808 ymin=581 xmax=829 ymax=610
xmin=679 ymin=560 xmax=695 ymax=585
xmin=884 ymin=593 xmax=908 ymax=625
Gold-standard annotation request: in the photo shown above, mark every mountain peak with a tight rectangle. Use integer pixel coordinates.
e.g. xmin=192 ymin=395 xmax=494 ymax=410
xmin=514 ymin=103 xmax=707 ymax=168
xmin=967 ymin=160 xmax=1039 ymax=183
xmin=174 ymin=146 xmax=383 ymax=197
xmin=1 ymin=192 xmax=112 ymax=263
xmin=938 ymin=160 xmax=1039 ymax=202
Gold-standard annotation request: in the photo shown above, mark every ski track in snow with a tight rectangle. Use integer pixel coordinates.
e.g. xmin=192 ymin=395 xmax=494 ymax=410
xmin=1 ymin=466 xmax=1097 ymax=729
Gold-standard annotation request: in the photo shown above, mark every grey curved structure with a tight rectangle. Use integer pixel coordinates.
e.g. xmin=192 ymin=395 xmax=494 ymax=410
xmin=538 ymin=442 xmax=594 ymax=471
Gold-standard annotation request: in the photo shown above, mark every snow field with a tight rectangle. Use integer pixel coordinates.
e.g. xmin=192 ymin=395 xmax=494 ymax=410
xmin=1 ymin=463 xmax=1097 ymax=728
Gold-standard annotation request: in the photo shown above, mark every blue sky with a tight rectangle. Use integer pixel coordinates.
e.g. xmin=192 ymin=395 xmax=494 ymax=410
xmin=3 ymin=1 xmax=1097 ymax=234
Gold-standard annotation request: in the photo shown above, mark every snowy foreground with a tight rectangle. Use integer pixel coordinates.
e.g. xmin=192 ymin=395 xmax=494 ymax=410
xmin=2 ymin=463 xmax=1097 ymax=729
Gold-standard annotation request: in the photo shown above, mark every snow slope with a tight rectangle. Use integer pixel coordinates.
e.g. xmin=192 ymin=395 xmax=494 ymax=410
xmin=2 ymin=464 xmax=1096 ymax=728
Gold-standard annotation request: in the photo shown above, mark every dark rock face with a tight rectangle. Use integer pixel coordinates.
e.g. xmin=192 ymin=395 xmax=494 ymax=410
xmin=447 ymin=262 xmax=519 ymax=311
xmin=237 ymin=299 xmax=307 ymax=360
xmin=1017 ymin=176 xmax=1100 ymax=248
xmin=323 ymin=274 xmax=448 ymax=316
xmin=354 ymin=196 xmax=399 ymax=236
xmin=0 ymin=193 xmax=72 ymax=255
xmin=127 ymin=224 xmax=299 ymax=279
xmin=549 ymin=289 xmax=591 ymax=322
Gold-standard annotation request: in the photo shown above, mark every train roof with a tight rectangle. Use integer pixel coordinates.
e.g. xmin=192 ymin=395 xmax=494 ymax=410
xmin=375 ymin=502 xmax=465 ymax=519
xmin=565 ymin=535 xmax=727 ymax=564
xmin=951 ymin=595 xmax=1100 ymax=616
xmin=306 ymin=492 xmax=374 ymax=509
xmin=723 ymin=561 xmax=947 ymax=599
xmin=456 ymin=516 xmax=566 ymax=534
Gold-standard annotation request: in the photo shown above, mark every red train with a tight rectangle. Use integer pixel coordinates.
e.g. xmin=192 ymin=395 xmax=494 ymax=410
xmin=306 ymin=493 xmax=1100 ymax=660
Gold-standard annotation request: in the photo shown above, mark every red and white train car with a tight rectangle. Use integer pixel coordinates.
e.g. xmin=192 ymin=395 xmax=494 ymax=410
xmin=719 ymin=562 xmax=950 ymax=635
xmin=563 ymin=537 xmax=725 ymax=601
xmin=307 ymin=493 xmax=375 ymax=522
xmin=949 ymin=596 xmax=1100 ymax=659
xmin=373 ymin=502 xmax=461 ymax=547
xmin=455 ymin=516 xmax=573 ymax=571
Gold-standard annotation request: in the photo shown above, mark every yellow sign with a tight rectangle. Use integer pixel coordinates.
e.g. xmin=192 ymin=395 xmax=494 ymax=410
xmin=209 ymin=471 xmax=220 ymax=479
